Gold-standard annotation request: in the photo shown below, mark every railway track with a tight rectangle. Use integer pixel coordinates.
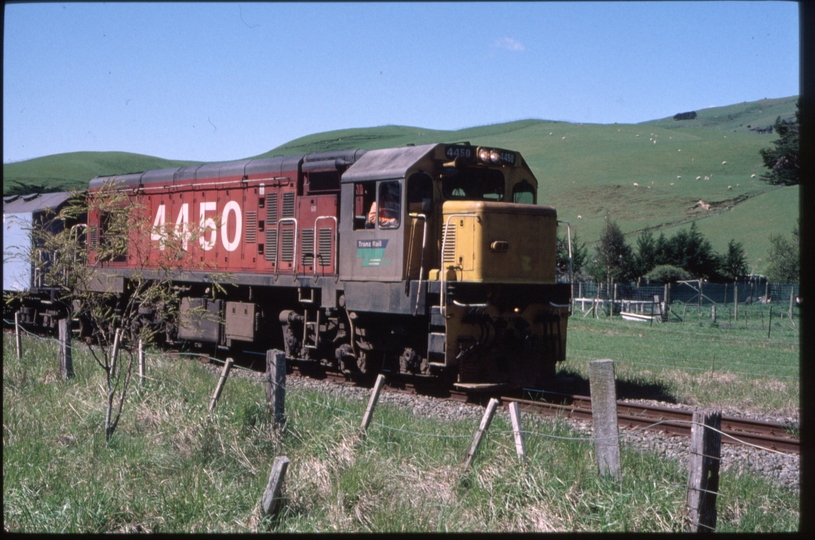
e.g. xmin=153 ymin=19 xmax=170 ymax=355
xmin=501 ymin=395 xmax=800 ymax=455
xmin=194 ymin=350 xmax=801 ymax=455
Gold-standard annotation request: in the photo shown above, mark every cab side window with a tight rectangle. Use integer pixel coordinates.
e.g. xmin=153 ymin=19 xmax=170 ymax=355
xmin=407 ymin=172 xmax=432 ymax=213
xmin=375 ymin=181 xmax=401 ymax=229
xmin=512 ymin=179 xmax=536 ymax=204
xmin=353 ymin=182 xmax=376 ymax=230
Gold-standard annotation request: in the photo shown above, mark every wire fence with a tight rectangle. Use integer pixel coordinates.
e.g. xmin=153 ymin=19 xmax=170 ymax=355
xmin=3 ymin=326 xmax=798 ymax=532
xmin=571 ymin=281 xmax=800 ymax=338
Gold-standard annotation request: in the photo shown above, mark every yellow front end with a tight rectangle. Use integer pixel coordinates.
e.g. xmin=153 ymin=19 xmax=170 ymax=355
xmin=440 ymin=200 xmax=558 ymax=284
xmin=431 ymin=200 xmax=569 ymax=387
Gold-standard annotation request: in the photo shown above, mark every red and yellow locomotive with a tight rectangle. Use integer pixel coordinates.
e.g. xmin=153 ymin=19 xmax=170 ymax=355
xmin=86 ymin=143 xmax=569 ymax=389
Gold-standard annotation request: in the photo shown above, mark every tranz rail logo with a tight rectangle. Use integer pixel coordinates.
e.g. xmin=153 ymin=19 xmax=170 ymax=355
xmin=356 ymin=239 xmax=390 ymax=267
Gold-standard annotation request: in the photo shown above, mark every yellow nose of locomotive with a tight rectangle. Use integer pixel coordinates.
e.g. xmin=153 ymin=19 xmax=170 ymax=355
xmin=439 ymin=200 xmax=558 ymax=284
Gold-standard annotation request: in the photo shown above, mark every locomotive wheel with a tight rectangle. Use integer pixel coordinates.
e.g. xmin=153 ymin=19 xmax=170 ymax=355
xmin=357 ymin=348 xmax=383 ymax=375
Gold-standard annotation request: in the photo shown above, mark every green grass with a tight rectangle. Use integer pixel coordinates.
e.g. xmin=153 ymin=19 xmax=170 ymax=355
xmin=562 ymin=304 xmax=799 ymax=416
xmin=3 ymin=328 xmax=799 ymax=532
xmin=3 ymin=97 xmax=799 ymax=273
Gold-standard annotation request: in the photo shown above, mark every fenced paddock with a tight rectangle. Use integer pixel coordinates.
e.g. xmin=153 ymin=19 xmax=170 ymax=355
xmin=572 ymin=281 xmax=800 ymax=334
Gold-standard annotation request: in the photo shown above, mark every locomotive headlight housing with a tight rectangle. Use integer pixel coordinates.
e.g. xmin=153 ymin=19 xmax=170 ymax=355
xmin=478 ymin=148 xmax=491 ymax=163
xmin=490 ymin=150 xmax=501 ymax=164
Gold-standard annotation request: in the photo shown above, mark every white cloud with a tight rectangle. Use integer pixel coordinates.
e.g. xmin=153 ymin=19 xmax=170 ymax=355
xmin=494 ymin=37 xmax=525 ymax=52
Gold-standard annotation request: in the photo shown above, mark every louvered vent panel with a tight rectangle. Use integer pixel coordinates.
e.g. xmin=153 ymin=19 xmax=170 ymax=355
xmin=265 ymin=193 xmax=278 ymax=262
xmin=280 ymin=228 xmax=295 ymax=262
xmin=265 ymin=230 xmax=277 ymax=262
xmin=282 ymin=192 xmax=295 ymax=218
xmin=89 ymin=226 xmax=98 ymax=249
xmin=442 ymin=223 xmax=457 ymax=264
xmin=266 ymin=193 xmax=278 ymax=224
xmin=318 ymin=228 xmax=333 ymax=267
xmin=245 ymin=211 xmax=257 ymax=244
xmin=301 ymin=228 xmax=314 ymax=266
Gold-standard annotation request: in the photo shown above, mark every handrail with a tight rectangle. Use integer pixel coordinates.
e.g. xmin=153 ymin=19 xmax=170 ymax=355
xmin=407 ymin=213 xmax=427 ymax=315
xmin=274 ymin=217 xmax=298 ymax=282
xmin=558 ymin=220 xmax=573 ymax=314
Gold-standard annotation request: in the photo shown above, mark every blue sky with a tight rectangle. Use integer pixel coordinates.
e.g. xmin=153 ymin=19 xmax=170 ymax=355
xmin=3 ymin=2 xmax=800 ymax=164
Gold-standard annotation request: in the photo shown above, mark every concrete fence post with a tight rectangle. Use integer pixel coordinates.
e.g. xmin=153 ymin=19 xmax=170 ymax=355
xmin=462 ymin=398 xmax=500 ymax=472
xmin=261 ymin=456 xmax=290 ymax=518
xmin=58 ymin=318 xmax=74 ymax=379
xmin=208 ymin=358 xmax=233 ymax=412
xmin=588 ymin=359 xmax=621 ymax=480
xmin=359 ymin=374 xmax=386 ymax=437
xmin=266 ymin=349 xmax=287 ymax=427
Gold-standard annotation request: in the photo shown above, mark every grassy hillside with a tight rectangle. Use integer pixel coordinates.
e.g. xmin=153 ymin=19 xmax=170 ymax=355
xmin=3 ymin=97 xmax=799 ymax=272
xmin=2 ymin=152 xmax=199 ymax=194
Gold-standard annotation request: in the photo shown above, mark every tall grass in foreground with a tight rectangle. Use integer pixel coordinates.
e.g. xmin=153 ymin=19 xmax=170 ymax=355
xmin=3 ymin=332 xmax=799 ymax=532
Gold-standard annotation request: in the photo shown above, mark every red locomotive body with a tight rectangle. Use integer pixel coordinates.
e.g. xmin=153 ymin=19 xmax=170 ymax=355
xmin=86 ymin=144 xmax=570 ymax=389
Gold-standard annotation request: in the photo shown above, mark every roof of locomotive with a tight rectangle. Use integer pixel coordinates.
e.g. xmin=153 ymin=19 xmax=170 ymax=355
xmin=2 ymin=191 xmax=75 ymax=215
xmin=340 ymin=143 xmax=438 ymax=183
xmin=88 ymin=149 xmax=370 ymax=190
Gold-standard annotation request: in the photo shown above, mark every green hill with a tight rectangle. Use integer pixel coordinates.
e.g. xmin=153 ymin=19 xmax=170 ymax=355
xmin=3 ymin=97 xmax=799 ymax=273
xmin=2 ymin=152 xmax=199 ymax=195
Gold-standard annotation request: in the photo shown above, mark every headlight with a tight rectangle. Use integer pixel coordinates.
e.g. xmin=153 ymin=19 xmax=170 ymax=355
xmin=478 ymin=148 xmax=491 ymax=163
xmin=490 ymin=150 xmax=501 ymax=164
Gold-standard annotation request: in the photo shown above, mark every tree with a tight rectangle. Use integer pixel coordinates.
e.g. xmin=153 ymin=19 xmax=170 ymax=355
xmin=765 ymin=223 xmax=799 ymax=283
xmin=759 ymin=100 xmax=799 ymax=185
xmin=721 ymin=239 xmax=748 ymax=282
xmin=587 ymin=218 xmax=635 ymax=286
xmin=633 ymin=230 xmax=657 ymax=278
xmin=30 ymin=182 xmax=228 ymax=443
xmin=556 ymin=231 xmax=587 ymax=279
xmin=657 ymin=222 xmax=723 ymax=281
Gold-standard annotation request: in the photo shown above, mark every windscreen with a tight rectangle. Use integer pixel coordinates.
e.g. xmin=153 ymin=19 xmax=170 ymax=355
xmin=441 ymin=167 xmax=505 ymax=201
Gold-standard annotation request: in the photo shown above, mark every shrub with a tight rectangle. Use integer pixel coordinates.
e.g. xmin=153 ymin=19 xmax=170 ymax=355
xmin=645 ymin=264 xmax=691 ymax=284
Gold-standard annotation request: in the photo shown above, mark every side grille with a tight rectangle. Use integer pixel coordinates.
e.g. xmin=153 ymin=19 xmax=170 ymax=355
xmin=301 ymin=228 xmax=314 ymax=266
xmin=280 ymin=227 xmax=295 ymax=263
xmin=265 ymin=193 xmax=278 ymax=262
xmin=442 ymin=223 xmax=456 ymax=264
xmin=245 ymin=211 xmax=257 ymax=244
xmin=88 ymin=226 xmax=98 ymax=250
xmin=318 ymin=228 xmax=333 ymax=267
xmin=282 ymin=192 xmax=295 ymax=218
xmin=266 ymin=193 xmax=278 ymax=224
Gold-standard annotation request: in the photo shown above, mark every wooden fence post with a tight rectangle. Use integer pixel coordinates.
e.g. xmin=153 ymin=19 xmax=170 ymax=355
xmin=359 ymin=374 xmax=386 ymax=437
xmin=462 ymin=398 xmax=500 ymax=472
xmin=588 ymin=359 xmax=621 ymax=480
xmin=261 ymin=456 xmax=290 ymax=518
xmin=734 ymin=283 xmax=739 ymax=321
xmin=15 ymin=311 xmax=22 ymax=361
xmin=612 ymin=283 xmax=618 ymax=318
xmin=788 ymin=287 xmax=795 ymax=322
xmin=58 ymin=318 xmax=74 ymax=379
xmin=686 ymin=409 xmax=722 ymax=532
xmin=768 ymin=306 xmax=773 ymax=339
xmin=138 ymin=339 xmax=145 ymax=385
xmin=508 ymin=401 xmax=526 ymax=462
xmin=266 ymin=349 xmax=286 ymax=427
xmin=208 ymin=358 xmax=233 ymax=412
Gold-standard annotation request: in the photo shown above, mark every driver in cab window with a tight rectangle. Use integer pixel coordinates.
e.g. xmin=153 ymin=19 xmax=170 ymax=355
xmin=367 ymin=181 xmax=400 ymax=229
